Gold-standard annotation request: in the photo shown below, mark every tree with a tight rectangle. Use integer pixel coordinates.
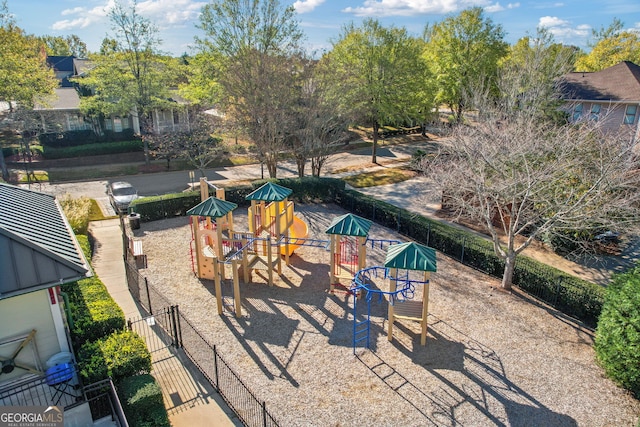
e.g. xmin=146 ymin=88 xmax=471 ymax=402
xmin=150 ymin=111 xmax=222 ymax=176
xmin=0 ymin=1 xmax=57 ymax=181
xmin=424 ymin=7 xmax=507 ymax=123
xmin=289 ymin=60 xmax=349 ymax=177
xmin=595 ymin=265 xmax=640 ymax=398
xmin=81 ymin=0 xmax=169 ymax=164
xmin=39 ymin=35 xmax=88 ymax=57
xmin=418 ymin=46 xmax=640 ymax=290
xmin=195 ymin=0 xmax=304 ymax=178
xmin=575 ymin=19 xmax=640 ymax=71
xmin=321 ymin=19 xmax=431 ymax=164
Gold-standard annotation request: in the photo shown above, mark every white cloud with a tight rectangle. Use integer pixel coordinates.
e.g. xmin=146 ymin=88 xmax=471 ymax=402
xmin=53 ymin=1 xmax=114 ymax=31
xmin=538 ymin=15 xmax=590 ymax=40
xmin=342 ymin=0 xmax=492 ymax=17
xmin=485 ymin=3 xmax=504 ymax=12
xmin=52 ymin=0 xmax=205 ymax=31
xmin=293 ymin=0 xmax=326 ymax=14
xmin=137 ymin=0 xmax=207 ymax=26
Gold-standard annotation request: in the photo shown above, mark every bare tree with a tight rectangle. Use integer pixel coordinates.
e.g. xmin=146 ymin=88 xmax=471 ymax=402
xmin=419 ymin=40 xmax=640 ymax=290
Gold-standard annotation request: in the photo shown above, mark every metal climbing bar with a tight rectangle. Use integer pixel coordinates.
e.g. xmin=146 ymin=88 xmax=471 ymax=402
xmin=365 ymin=238 xmax=402 ymax=250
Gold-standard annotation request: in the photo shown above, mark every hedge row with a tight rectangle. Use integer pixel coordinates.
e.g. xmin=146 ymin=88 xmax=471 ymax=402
xmin=66 ymin=235 xmax=167 ymax=424
xmin=39 ymin=129 xmax=136 ymax=147
xmin=42 ymin=139 xmax=142 ymax=159
xmin=77 ymin=330 xmax=151 ymax=385
xmin=130 ymin=177 xmax=345 ymax=222
xmin=62 ymin=237 xmax=126 ymax=347
xmin=335 ymin=189 xmax=605 ymax=326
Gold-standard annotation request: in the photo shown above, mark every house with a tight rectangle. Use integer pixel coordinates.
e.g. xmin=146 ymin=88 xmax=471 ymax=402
xmin=34 ymin=55 xmax=194 ymax=138
xmin=0 ymin=183 xmax=90 ymax=385
xmin=562 ymin=61 xmax=640 ymax=142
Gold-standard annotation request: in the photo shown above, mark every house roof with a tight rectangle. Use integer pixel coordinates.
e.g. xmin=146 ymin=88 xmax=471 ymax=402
xmin=384 ymin=242 xmax=437 ymax=272
xmin=0 ymin=183 xmax=91 ymax=299
xmin=245 ymin=182 xmax=293 ymax=202
xmin=325 ymin=213 xmax=372 ymax=237
xmin=186 ymin=197 xmax=237 ymax=218
xmin=34 ymin=88 xmax=81 ymax=111
xmin=563 ymin=61 xmax=640 ymax=102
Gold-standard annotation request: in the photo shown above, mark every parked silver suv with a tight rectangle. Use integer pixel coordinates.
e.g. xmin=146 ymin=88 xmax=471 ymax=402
xmin=107 ymin=181 xmax=138 ymax=214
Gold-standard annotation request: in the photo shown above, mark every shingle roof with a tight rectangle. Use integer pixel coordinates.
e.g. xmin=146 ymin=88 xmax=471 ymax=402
xmin=563 ymin=61 xmax=640 ymax=102
xmin=384 ymin=242 xmax=437 ymax=272
xmin=34 ymin=88 xmax=81 ymax=111
xmin=245 ymin=182 xmax=293 ymax=202
xmin=186 ymin=197 xmax=237 ymax=218
xmin=0 ymin=183 xmax=91 ymax=298
xmin=325 ymin=213 xmax=372 ymax=237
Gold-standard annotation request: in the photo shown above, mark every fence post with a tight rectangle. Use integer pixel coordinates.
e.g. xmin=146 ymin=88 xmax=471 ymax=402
xmin=460 ymin=237 xmax=466 ymax=263
xmin=127 ymin=319 xmax=132 ymax=331
xmin=175 ymin=305 xmax=183 ymax=349
xmin=170 ymin=305 xmax=181 ymax=348
xmin=213 ymin=345 xmax=220 ymax=391
xmin=145 ymin=278 xmax=152 ymax=315
xmin=262 ymin=401 xmax=267 ymax=427
xmin=426 ymin=223 xmax=431 ymax=247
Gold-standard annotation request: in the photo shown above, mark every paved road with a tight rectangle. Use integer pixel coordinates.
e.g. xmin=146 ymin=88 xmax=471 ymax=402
xmin=20 ymin=138 xmax=435 ymax=214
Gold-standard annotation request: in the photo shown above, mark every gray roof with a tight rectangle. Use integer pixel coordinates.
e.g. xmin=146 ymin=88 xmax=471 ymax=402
xmin=563 ymin=61 xmax=640 ymax=102
xmin=34 ymin=88 xmax=81 ymax=111
xmin=0 ymin=183 xmax=91 ymax=299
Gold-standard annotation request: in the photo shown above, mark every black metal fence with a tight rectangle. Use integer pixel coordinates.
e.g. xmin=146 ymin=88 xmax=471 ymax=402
xmin=123 ymin=256 xmax=279 ymax=427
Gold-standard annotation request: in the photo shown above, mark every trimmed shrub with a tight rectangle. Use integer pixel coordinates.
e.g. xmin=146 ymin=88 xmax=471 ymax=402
xmin=78 ymin=330 xmax=151 ymax=385
xmin=594 ymin=266 xmax=640 ymax=398
xmin=65 ymin=276 xmax=126 ymax=346
xmin=42 ymin=140 xmax=143 ymax=159
xmin=119 ymin=374 xmax=170 ymax=427
xmin=39 ymin=130 xmax=97 ymax=147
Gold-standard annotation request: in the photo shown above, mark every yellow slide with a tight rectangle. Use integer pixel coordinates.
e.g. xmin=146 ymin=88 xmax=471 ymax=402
xmin=282 ymin=216 xmax=309 ymax=256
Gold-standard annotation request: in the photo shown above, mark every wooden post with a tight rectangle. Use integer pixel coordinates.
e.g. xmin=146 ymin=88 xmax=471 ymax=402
xmin=216 ymin=217 xmax=225 ymax=280
xmin=267 ymin=235 xmax=275 ymax=285
xmin=242 ymin=235 xmax=250 ymax=283
xmin=387 ymin=267 xmax=398 ymax=342
xmin=232 ymin=259 xmax=241 ymax=317
xmin=213 ymin=258 xmax=223 ymax=315
xmin=358 ymin=236 xmax=367 ymax=271
xmin=421 ymin=272 xmax=431 ymax=346
xmin=329 ymin=235 xmax=337 ymax=292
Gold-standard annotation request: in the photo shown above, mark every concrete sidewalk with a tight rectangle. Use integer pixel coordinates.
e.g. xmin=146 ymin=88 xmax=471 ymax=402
xmin=89 ymin=219 xmax=241 ymax=427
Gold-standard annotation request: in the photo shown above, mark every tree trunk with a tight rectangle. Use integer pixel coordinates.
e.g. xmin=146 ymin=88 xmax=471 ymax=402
xmin=501 ymin=253 xmax=516 ymax=290
xmin=267 ymin=157 xmax=277 ymax=178
xmin=372 ymin=120 xmax=379 ymax=164
xmin=0 ymin=148 xmax=8 ymax=182
xmin=296 ymin=158 xmax=305 ymax=177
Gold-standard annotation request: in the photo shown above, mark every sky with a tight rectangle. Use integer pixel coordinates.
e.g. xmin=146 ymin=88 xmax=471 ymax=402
xmin=5 ymin=0 xmax=640 ymax=57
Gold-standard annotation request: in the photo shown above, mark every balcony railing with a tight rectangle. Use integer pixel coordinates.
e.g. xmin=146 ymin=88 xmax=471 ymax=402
xmin=0 ymin=367 xmax=127 ymax=427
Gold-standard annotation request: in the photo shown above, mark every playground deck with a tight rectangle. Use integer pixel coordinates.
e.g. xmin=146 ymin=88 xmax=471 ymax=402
xmin=133 ymin=203 xmax=640 ymax=427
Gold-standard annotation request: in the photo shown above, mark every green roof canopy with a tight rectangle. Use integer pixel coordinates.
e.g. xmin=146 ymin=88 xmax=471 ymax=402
xmin=384 ymin=242 xmax=437 ymax=272
xmin=245 ymin=182 xmax=292 ymax=202
xmin=187 ymin=197 xmax=237 ymax=218
xmin=325 ymin=213 xmax=372 ymax=237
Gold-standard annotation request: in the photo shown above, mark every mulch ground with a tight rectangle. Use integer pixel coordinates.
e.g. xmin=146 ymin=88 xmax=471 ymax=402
xmin=133 ymin=202 xmax=640 ymax=427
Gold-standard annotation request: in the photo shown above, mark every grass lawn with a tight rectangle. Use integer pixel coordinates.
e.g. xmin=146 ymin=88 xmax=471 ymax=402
xmin=342 ymin=167 xmax=417 ymax=188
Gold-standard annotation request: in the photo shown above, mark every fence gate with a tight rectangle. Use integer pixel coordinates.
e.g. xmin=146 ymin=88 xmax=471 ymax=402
xmin=127 ymin=305 xmax=182 ymax=353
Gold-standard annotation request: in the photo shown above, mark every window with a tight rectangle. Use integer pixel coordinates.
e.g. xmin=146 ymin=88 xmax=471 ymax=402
xmin=590 ymin=104 xmax=601 ymax=121
xmin=624 ymin=105 xmax=637 ymax=124
xmin=572 ymin=103 xmax=583 ymax=121
xmin=113 ymin=117 xmax=122 ymax=133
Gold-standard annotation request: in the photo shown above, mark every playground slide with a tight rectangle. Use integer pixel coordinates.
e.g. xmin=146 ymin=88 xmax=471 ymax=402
xmin=282 ymin=216 xmax=309 ymax=256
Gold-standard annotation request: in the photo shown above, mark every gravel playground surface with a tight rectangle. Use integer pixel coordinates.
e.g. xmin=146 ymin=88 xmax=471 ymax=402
xmin=132 ymin=203 xmax=640 ymax=427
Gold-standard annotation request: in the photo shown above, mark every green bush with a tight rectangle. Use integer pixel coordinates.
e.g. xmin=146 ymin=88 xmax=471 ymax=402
xmin=594 ymin=266 xmax=640 ymax=398
xmin=42 ymin=140 xmax=143 ymax=159
xmin=65 ymin=276 xmax=126 ymax=346
xmin=119 ymin=374 xmax=170 ymax=427
xmin=78 ymin=330 xmax=151 ymax=384
xmin=39 ymin=130 xmax=97 ymax=147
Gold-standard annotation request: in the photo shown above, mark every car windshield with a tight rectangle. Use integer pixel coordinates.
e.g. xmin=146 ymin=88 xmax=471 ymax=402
xmin=113 ymin=187 xmax=136 ymax=196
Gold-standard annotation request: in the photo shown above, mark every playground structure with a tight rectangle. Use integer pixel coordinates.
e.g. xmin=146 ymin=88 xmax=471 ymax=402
xmin=187 ymin=179 xmax=437 ymax=348
xmin=188 ymin=180 xmax=310 ymax=317
xmin=325 ymin=213 xmax=371 ymax=294
xmin=351 ymin=241 xmax=437 ymax=350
